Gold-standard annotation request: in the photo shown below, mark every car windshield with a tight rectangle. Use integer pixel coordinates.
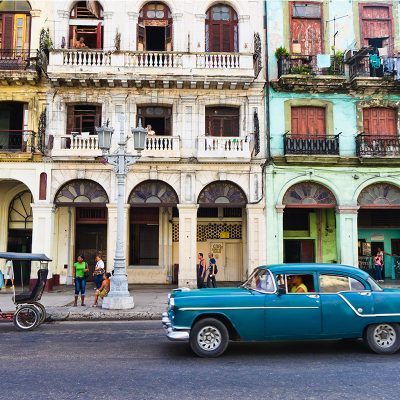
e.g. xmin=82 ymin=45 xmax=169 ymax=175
xmin=243 ymin=269 xmax=275 ymax=292
xmin=367 ymin=276 xmax=383 ymax=292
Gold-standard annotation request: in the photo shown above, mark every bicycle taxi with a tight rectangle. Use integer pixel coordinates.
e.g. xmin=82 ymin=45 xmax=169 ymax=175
xmin=0 ymin=252 xmax=50 ymax=331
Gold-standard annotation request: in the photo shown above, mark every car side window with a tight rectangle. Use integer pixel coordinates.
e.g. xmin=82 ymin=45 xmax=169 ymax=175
xmin=320 ymin=275 xmax=350 ymax=292
xmin=349 ymin=277 xmax=366 ymax=291
xmin=277 ymin=274 xmax=315 ymax=294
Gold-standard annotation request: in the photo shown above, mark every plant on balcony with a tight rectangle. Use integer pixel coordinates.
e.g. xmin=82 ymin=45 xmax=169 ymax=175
xmin=114 ymin=29 xmax=121 ymax=51
xmin=291 ymin=64 xmax=311 ymax=75
xmin=39 ymin=28 xmax=53 ymax=52
xmin=328 ymin=50 xmax=344 ymax=75
xmin=275 ymin=46 xmax=289 ymax=60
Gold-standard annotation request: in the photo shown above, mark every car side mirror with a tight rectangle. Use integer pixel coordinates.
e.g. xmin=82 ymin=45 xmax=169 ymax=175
xmin=276 ymin=287 xmax=286 ymax=296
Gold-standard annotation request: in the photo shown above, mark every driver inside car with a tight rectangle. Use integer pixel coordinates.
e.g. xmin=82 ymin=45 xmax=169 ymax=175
xmin=288 ymin=275 xmax=308 ymax=293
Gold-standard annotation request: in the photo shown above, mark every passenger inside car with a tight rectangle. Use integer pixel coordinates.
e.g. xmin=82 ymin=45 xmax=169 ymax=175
xmin=288 ymin=275 xmax=308 ymax=293
xmin=276 ymin=274 xmax=315 ymax=293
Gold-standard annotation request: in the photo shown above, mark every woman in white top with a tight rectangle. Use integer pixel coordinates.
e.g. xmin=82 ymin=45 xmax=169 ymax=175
xmin=4 ymin=259 xmax=14 ymax=288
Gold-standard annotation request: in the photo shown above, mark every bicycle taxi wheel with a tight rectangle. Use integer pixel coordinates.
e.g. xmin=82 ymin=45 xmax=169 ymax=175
xmin=13 ymin=305 xmax=41 ymax=331
xmin=32 ymin=302 xmax=47 ymax=325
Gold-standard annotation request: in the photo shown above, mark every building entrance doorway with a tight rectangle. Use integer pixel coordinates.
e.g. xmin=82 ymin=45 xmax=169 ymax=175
xmin=284 ymin=239 xmax=314 ymax=263
xmin=7 ymin=229 xmax=32 ymax=286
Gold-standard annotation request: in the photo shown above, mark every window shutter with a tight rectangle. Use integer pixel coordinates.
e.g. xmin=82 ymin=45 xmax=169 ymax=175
xmin=66 ymin=105 xmax=75 ymax=134
xmin=222 ymin=24 xmax=231 ymax=52
xmin=211 ymin=24 xmax=220 ymax=52
xmin=95 ymin=105 xmax=102 ymax=127
xmin=165 ymin=23 xmax=172 ymax=51
xmin=3 ymin=14 xmax=14 ymax=51
xmin=96 ymin=22 xmax=102 ymax=49
xmin=137 ymin=23 xmax=145 ymax=51
xmin=165 ymin=116 xmax=171 ymax=136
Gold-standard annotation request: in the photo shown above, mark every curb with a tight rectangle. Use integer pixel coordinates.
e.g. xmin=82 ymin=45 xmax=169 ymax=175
xmin=45 ymin=308 xmax=163 ymax=322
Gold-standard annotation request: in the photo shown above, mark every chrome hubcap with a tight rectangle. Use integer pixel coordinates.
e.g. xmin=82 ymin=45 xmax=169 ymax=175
xmin=197 ymin=326 xmax=222 ymax=351
xmin=374 ymin=324 xmax=396 ymax=348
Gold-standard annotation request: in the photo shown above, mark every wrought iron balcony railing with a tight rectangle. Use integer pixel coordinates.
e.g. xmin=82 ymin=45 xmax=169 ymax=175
xmin=277 ymin=55 xmax=344 ymax=78
xmin=0 ymin=130 xmax=35 ymax=152
xmin=356 ymin=134 xmax=400 ymax=157
xmin=284 ymin=133 xmax=340 ymax=155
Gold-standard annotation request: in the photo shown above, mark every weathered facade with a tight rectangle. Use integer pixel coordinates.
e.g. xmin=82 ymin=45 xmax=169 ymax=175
xmin=0 ymin=0 xmax=266 ymax=288
xmin=266 ymin=0 xmax=400 ymax=279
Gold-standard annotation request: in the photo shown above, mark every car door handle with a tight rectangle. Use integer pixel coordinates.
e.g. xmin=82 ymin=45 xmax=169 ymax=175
xmin=359 ymin=292 xmax=372 ymax=296
xmin=307 ymin=294 xmax=320 ymax=299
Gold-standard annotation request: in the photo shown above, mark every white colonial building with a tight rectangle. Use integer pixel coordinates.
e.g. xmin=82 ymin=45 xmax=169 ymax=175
xmin=0 ymin=0 xmax=266 ymax=288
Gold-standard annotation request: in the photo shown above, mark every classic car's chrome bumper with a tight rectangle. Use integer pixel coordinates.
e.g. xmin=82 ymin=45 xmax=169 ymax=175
xmin=162 ymin=312 xmax=190 ymax=341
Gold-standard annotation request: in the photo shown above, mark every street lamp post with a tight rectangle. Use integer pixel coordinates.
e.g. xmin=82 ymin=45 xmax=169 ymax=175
xmin=96 ymin=117 xmax=147 ymax=309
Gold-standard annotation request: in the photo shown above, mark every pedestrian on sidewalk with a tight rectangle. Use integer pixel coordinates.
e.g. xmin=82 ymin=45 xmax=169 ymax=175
xmin=92 ymin=272 xmax=111 ymax=307
xmin=3 ymin=259 xmax=14 ymax=289
xmin=374 ymin=251 xmax=384 ymax=282
xmin=93 ymin=254 xmax=105 ymax=290
xmin=207 ymin=252 xmax=217 ymax=288
xmin=0 ymin=265 xmax=3 ymax=290
xmin=197 ymin=253 xmax=207 ymax=289
xmin=73 ymin=255 xmax=89 ymax=306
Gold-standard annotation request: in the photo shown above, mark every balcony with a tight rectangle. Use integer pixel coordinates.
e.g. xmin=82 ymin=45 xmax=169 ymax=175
xmin=197 ymin=136 xmax=251 ymax=161
xmin=284 ymin=134 xmax=340 ymax=157
xmin=47 ymin=49 xmax=256 ymax=89
xmin=356 ymin=134 xmax=400 ymax=158
xmin=278 ymin=55 xmax=344 ymax=78
xmin=0 ymin=49 xmax=45 ymax=84
xmin=51 ymin=134 xmax=181 ymax=160
xmin=274 ymin=55 xmax=346 ymax=93
xmin=346 ymin=49 xmax=400 ymax=91
xmin=0 ymin=130 xmax=36 ymax=159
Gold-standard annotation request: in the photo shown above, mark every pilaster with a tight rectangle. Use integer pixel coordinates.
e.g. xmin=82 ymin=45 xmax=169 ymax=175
xmin=246 ymin=204 xmax=266 ymax=277
xmin=335 ymin=206 xmax=359 ymax=267
xmin=177 ymin=203 xmax=198 ymax=287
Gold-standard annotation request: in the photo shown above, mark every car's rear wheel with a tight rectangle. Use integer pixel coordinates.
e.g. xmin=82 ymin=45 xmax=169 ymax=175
xmin=190 ymin=318 xmax=229 ymax=358
xmin=364 ymin=323 xmax=400 ymax=354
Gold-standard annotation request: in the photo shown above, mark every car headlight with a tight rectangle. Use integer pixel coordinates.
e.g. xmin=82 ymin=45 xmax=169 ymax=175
xmin=169 ymin=297 xmax=175 ymax=310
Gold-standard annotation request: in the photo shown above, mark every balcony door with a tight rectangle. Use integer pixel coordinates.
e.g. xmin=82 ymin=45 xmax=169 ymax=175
xmin=291 ymin=106 xmax=325 ymax=136
xmin=205 ymin=4 xmax=238 ymax=52
xmin=359 ymin=4 xmax=393 ymax=50
xmin=137 ymin=3 xmax=172 ymax=52
xmin=205 ymin=107 xmax=239 ymax=137
xmin=290 ymin=2 xmax=323 ymax=55
xmin=363 ymin=107 xmax=397 ymax=136
xmin=137 ymin=106 xmax=171 ymax=136
xmin=66 ymin=104 xmax=101 ymax=135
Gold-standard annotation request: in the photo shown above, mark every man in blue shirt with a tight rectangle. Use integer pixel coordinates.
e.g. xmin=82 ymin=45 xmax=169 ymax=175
xmin=207 ymin=252 xmax=217 ymax=288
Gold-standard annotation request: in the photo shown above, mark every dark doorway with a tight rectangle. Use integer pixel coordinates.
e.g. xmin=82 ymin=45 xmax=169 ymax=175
xmin=391 ymin=239 xmax=400 ymax=256
xmin=75 ymin=224 xmax=107 ymax=281
xmin=284 ymin=239 xmax=314 ymax=263
xmin=137 ymin=106 xmax=172 ymax=136
xmin=0 ymin=102 xmax=24 ymax=150
xmin=7 ymin=229 xmax=32 ymax=287
xmin=145 ymin=27 xmax=165 ymax=51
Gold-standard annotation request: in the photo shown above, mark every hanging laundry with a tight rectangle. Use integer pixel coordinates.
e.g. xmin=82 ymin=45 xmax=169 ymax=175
xmin=396 ymin=58 xmax=400 ymax=80
xmin=317 ymin=54 xmax=331 ymax=68
xmin=369 ymin=54 xmax=381 ymax=69
xmin=383 ymin=57 xmax=396 ymax=75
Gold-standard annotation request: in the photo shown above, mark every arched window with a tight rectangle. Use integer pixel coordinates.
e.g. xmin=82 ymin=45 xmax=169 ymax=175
xmin=138 ymin=2 xmax=173 ymax=51
xmin=69 ymin=1 xmax=103 ymax=49
xmin=206 ymin=4 xmax=238 ymax=53
xmin=0 ymin=1 xmax=31 ymax=61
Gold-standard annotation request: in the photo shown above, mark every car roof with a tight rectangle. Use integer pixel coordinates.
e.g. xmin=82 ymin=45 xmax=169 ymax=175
xmin=258 ymin=264 xmax=370 ymax=279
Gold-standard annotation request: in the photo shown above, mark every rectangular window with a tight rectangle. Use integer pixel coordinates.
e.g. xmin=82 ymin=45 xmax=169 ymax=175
xmin=291 ymin=106 xmax=326 ymax=136
xmin=290 ymin=2 xmax=323 ymax=55
xmin=359 ymin=4 xmax=393 ymax=49
xmin=66 ymin=104 xmax=102 ymax=135
xmin=205 ymin=107 xmax=239 ymax=137
xmin=362 ymin=107 xmax=397 ymax=136
xmin=137 ymin=106 xmax=172 ymax=136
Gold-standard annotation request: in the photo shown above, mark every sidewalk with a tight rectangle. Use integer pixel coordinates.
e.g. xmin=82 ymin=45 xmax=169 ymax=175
xmin=1 ymin=281 xmax=400 ymax=322
xmin=0 ymin=284 xmax=173 ymax=321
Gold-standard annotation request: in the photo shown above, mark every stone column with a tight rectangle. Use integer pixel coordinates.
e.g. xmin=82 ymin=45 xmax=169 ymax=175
xmin=336 ymin=206 xmax=359 ymax=267
xmin=103 ymin=12 xmax=114 ymax=51
xmin=30 ymin=204 xmax=55 ymax=285
xmin=106 ymin=203 xmax=130 ymax=273
xmin=177 ymin=204 xmax=198 ymax=287
xmin=238 ymin=15 xmax=250 ymax=53
xmin=56 ymin=10 xmax=69 ymax=49
xmin=127 ymin=12 xmax=139 ymax=50
xmin=246 ymin=204 xmax=266 ymax=277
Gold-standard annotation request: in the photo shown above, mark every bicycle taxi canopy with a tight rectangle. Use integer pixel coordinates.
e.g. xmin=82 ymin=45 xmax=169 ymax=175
xmin=0 ymin=252 xmax=52 ymax=262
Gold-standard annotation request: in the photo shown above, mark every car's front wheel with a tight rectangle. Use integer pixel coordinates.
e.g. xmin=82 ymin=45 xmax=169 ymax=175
xmin=190 ymin=318 xmax=229 ymax=358
xmin=365 ymin=323 xmax=400 ymax=354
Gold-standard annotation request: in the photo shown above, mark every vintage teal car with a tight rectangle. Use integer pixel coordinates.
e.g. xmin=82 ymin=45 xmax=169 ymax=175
xmin=162 ymin=264 xmax=400 ymax=357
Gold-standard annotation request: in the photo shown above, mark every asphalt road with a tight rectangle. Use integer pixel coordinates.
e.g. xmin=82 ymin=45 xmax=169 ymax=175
xmin=0 ymin=321 xmax=399 ymax=400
